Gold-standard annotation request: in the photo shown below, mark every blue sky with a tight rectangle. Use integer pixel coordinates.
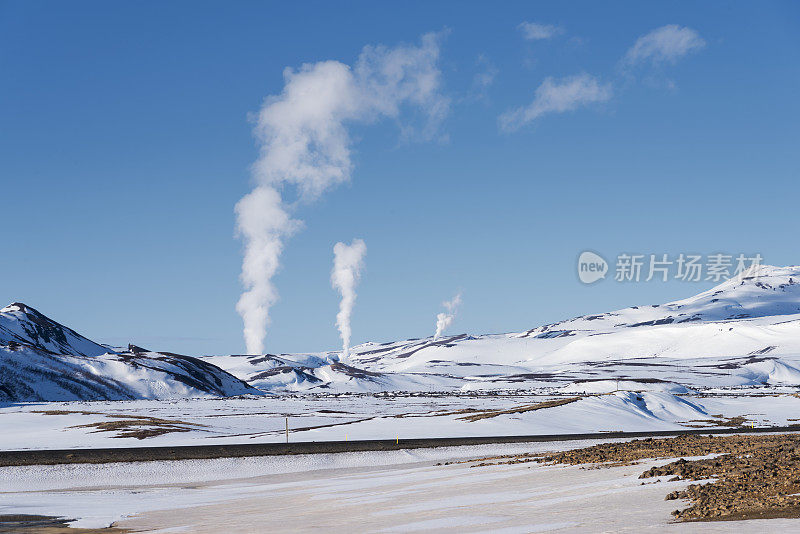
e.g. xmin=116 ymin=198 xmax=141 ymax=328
xmin=1 ymin=1 xmax=798 ymax=355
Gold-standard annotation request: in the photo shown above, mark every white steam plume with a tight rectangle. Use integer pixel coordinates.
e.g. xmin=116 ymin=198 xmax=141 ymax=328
xmin=235 ymin=187 xmax=301 ymax=355
xmin=331 ymin=239 xmax=367 ymax=361
xmin=235 ymin=33 xmax=448 ymax=354
xmin=434 ymin=292 xmax=462 ymax=341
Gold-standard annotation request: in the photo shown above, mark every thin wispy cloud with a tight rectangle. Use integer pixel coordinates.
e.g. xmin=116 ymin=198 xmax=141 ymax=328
xmin=499 ymin=74 xmax=612 ymax=132
xmin=623 ymin=25 xmax=705 ymax=67
xmin=518 ymin=21 xmax=564 ymax=41
xmin=467 ymin=54 xmax=497 ymax=100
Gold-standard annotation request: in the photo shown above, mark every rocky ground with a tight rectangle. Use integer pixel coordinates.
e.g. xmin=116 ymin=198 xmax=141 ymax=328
xmin=0 ymin=515 xmax=125 ymax=533
xmin=466 ymin=433 xmax=800 ymax=522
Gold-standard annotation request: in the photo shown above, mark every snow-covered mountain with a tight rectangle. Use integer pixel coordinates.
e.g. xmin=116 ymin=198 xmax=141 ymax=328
xmin=0 ymin=303 xmax=110 ymax=357
xmin=6 ymin=265 xmax=800 ymax=399
xmin=210 ymin=265 xmax=800 ymax=393
xmin=0 ymin=303 xmax=257 ymax=401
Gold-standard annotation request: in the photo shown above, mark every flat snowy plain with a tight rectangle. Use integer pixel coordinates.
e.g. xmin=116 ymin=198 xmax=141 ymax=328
xmin=2 ymin=439 xmax=797 ymax=532
xmin=3 ymin=391 xmax=800 ymax=530
xmin=2 ymin=388 xmax=800 ymax=450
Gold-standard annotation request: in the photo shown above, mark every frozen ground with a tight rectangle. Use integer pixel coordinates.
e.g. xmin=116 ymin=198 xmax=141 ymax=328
xmin=2 ymin=388 xmax=800 ymax=450
xmin=2 ymin=440 xmax=798 ymax=532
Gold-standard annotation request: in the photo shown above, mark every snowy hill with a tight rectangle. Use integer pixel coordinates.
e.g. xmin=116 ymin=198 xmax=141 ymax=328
xmin=0 ymin=302 xmax=111 ymax=357
xmin=520 ymin=264 xmax=800 ymax=334
xmin=203 ymin=352 xmax=462 ymax=393
xmin=213 ymin=265 xmax=800 ymax=393
xmin=0 ymin=303 xmax=257 ymax=401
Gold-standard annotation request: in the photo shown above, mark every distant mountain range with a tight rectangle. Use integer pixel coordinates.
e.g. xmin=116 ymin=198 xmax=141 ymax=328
xmin=205 ymin=264 xmax=800 ymax=393
xmin=3 ymin=265 xmax=800 ymax=401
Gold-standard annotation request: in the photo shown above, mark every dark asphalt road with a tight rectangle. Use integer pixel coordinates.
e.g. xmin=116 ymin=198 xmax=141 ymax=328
xmin=2 ymin=425 xmax=800 ymax=467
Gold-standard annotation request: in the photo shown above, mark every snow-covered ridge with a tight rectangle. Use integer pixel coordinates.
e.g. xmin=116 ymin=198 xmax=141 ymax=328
xmin=521 ymin=264 xmax=800 ymax=336
xmin=0 ymin=303 xmax=258 ymax=401
xmin=211 ymin=265 xmax=800 ymax=393
xmin=0 ymin=302 xmax=111 ymax=357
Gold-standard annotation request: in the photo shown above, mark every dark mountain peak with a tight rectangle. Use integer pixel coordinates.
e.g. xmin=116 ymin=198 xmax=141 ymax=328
xmin=1 ymin=302 xmax=110 ymax=357
xmin=4 ymin=302 xmax=64 ymax=326
xmin=4 ymin=302 xmax=39 ymax=314
xmin=127 ymin=344 xmax=150 ymax=354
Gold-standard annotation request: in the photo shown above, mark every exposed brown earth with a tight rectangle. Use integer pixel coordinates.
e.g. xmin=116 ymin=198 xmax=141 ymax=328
xmin=436 ymin=396 xmax=582 ymax=422
xmin=33 ymin=410 xmax=206 ymax=439
xmin=681 ymin=414 xmax=749 ymax=428
xmin=0 ymin=515 xmax=127 ymax=533
xmin=467 ymin=433 xmax=800 ymax=522
xmin=70 ymin=415 xmax=205 ymax=439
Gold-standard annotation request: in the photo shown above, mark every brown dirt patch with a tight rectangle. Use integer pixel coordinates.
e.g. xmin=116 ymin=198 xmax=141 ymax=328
xmin=32 ymin=410 xmax=100 ymax=416
xmin=681 ymin=415 xmax=749 ymax=428
xmin=0 ymin=514 xmax=127 ymax=533
xmin=32 ymin=410 xmax=206 ymax=439
xmin=71 ymin=415 xmax=206 ymax=439
xmin=455 ymin=397 xmax=582 ymax=422
xmin=74 ymin=416 xmax=204 ymax=440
